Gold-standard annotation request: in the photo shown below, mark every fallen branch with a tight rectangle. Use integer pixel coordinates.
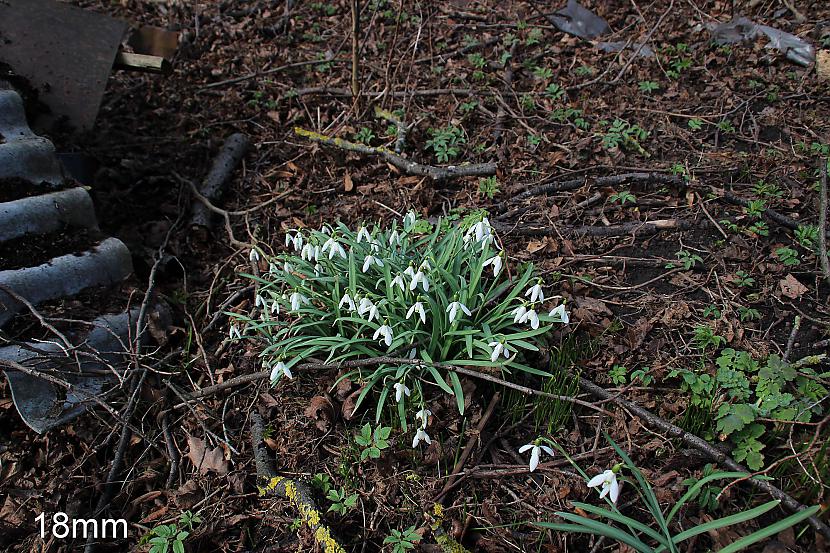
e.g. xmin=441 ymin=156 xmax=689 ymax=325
xmin=507 ymin=172 xmax=685 ymax=205
xmin=250 ymin=412 xmax=346 ymax=553
xmin=496 ymin=219 xmax=693 ymax=238
xmin=177 ymin=356 xmax=612 ymax=416
xmin=294 ymin=127 xmax=496 ymax=181
xmin=577 ymin=376 xmax=830 ymax=540
xmin=721 ymin=190 xmax=830 ymax=239
xmin=818 ymin=159 xmax=830 ymax=287
xmin=374 ymin=106 xmax=407 ymax=153
xmin=189 ymin=133 xmax=250 ymax=237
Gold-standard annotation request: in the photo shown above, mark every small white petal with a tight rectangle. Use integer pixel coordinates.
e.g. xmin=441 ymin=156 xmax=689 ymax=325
xmin=519 ymin=443 xmax=534 ymax=453
xmin=587 ymin=472 xmax=607 ymax=488
xmin=529 ymin=447 xmax=540 ymax=472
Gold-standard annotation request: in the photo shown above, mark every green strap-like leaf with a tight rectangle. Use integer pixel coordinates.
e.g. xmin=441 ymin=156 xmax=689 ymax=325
xmin=569 ymin=503 xmax=670 ymax=548
xmin=667 ymin=500 xmax=781 ymax=548
xmin=538 ymin=518 xmax=655 ymax=553
xmin=717 ymin=505 xmax=820 ymax=553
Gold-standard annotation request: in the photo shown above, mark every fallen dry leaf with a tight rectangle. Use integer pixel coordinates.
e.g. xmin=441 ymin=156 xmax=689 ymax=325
xmin=186 ymin=434 xmax=229 ymax=476
xmin=779 ymin=274 xmax=807 ymax=299
xmin=343 ymin=171 xmax=354 ymax=192
xmin=304 ymin=394 xmax=335 ymax=432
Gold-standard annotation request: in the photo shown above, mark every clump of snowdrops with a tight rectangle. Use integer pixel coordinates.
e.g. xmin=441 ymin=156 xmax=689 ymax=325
xmin=230 ymin=211 xmax=569 ymax=446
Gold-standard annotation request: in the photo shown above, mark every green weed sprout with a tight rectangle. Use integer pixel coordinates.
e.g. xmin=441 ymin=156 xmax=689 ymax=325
xmin=230 ymin=211 xmax=569 ymax=443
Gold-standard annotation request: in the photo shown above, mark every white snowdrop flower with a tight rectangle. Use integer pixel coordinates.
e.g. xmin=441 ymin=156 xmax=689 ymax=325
xmin=587 ymin=469 xmax=620 ymax=503
xmin=525 ymin=282 xmax=545 ymax=303
xmin=269 ymin=262 xmax=279 ymax=275
xmin=249 ymin=248 xmax=260 ymax=262
xmin=373 ymin=324 xmax=394 ymax=347
xmin=338 ymin=293 xmax=356 ymax=312
xmin=446 ymin=301 xmax=471 ymax=323
xmin=415 ymin=408 xmax=432 ymax=428
xmin=520 ymin=308 xmax=540 ymax=330
xmin=270 ymin=361 xmax=293 ymax=381
xmin=403 ymin=210 xmax=417 ymax=229
xmin=519 ymin=442 xmax=554 ymax=472
xmin=314 ymin=263 xmax=323 ymax=276
xmin=482 ymin=253 xmax=503 ymax=277
xmin=270 ymin=299 xmax=280 ymax=314
xmin=301 ymin=243 xmax=314 ymax=261
xmin=283 ymin=261 xmax=293 ymax=273
xmin=290 ymin=292 xmax=309 ymax=311
xmin=404 ymin=266 xmax=416 ymax=279
xmin=388 ymin=229 xmax=400 ymax=246
xmin=370 ymin=239 xmax=381 ymax=253
xmin=549 ymin=303 xmax=570 ymax=324
xmin=321 ymin=225 xmax=332 ymax=235
xmin=393 ymin=382 xmax=411 ymax=403
xmin=412 ymin=427 xmax=431 ymax=448
xmin=255 ymin=295 xmax=267 ymax=309
xmin=323 ymin=237 xmax=346 ymax=260
xmin=284 ymin=231 xmax=303 ymax=252
xmin=358 ymin=298 xmax=380 ymax=322
xmin=229 ymin=325 xmax=241 ymax=340
xmin=488 ymin=341 xmax=506 ymax=363
xmin=409 ymin=269 xmax=429 ymax=292
xmin=362 ymin=254 xmax=384 ymax=273
xmin=357 ymin=226 xmax=372 ymax=243
xmin=406 ymin=302 xmax=427 ymax=324
xmin=285 ymin=233 xmax=293 ymax=248
xmin=313 ymin=245 xmax=322 ymax=262
xmin=512 ymin=304 xmax=527 ymax=324
xmin=407 ymin=348 xmax=417 ymax=359
xmin=391 ymin=274 xmax=406 ymax=291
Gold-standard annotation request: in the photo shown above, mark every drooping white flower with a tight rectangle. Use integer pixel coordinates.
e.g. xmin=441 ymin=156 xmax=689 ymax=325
xmin=406 ymin=302 xmax=427 ymax=324
xmin=249 ymin=248 xmax=260 ymax=262
xmin=290 ymin=291 xmax=309 ymax=311
xmin=313 ymin=245 xmax=322 ymax=262
xmin=358 ymin=297 xmax=380 ymax=322
xmin=393 ymin=382 xmax=411 ymax=403
xmin=409 ymin=269 xmax=429 ymax=292
xmin=314 ymin=263 xmax=323 ymax=276
xmin=519 ymin=442 xmax=554 ymax=472
xmin=489 ymin=341 xmax=511 ymax=363
xmin=269 ymin=262 xmax=279 ymax=275
xmin=362 ymin=254 xmax=384 ymax=273
xmin=415 ymin=408 xmax=432 ymax=428
xmin=446 ymin=301 xmax=471 ymax=323
xmin=301 ymin=243 xmax=314 ymax=261
xmin=388 ymin=229 xmax=400 ymax=246
xmin=270 ymin=361 xmax=293 ymax=381
xmin=391 ymin=274 xmax=406 ymax=292
xmin=373 ymin=324 xmax=394 ymax=347
xmin=339 ymin=293 xmax=356 ymax=312
xmin=520 ymin=308 xmax=540 ymax=330
xmin=403 ymin=210 xmax=417 ymax=230
xmin=229 ymin=325 xmax=241 ymax=340
xmin=369 ymin=239 xmax=381 ymax=253
xmin=587 ymin=469 xmax=620 ymax=503
xmin=482 ymin=253 xmax=503 ymax=277
xmin=412 ymin=427 xmax=431 ymax=448
xmin=525 ymin=282 xmax=545 ymax=303
xmin=357 ymin=226 xmax=372 ymax=243
xmin=549 ymin=303 xmax=570 ymax=324
xmin=512 ymin=304 xmax=527 ymax=324
xmin=323 ymin=236 xmax=346 ymax=260
xmin=283 ymin=261 xmax=293 ymax=273
xmin=285 ymin=231 xmax=303 ymax=252
xmin=255 ymin=295 xmax=267 ymax=309
xmin=270 ymin=299 xmax=280 ymax=314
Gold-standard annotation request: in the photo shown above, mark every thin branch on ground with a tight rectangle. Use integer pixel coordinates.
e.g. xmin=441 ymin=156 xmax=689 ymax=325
xmin=294 ymin=127 xmax=497 ymax=180
xmin=818 ymin=159 xmax=830 ymax=287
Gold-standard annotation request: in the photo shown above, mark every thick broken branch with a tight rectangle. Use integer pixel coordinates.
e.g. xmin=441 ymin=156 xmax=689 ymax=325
xmin=251 ymin=412 xmax=346 ymax=553
xmin=294 ymin=127 xmax=496 ymax=181
xmin=818 ymin=159 xmax=830 ymax=287
xmin=508 ymin=172 xmax=685 ymax=204
xmin=189 ymin=133 xmax=250 ymax=235
xmin=496 ymin=219 xmax=693 ymax=238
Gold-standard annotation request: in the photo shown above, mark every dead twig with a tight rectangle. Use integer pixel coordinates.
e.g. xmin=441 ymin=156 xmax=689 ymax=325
xmin=294 ymin=127 xmax=496 ymax=181
xmin=497 ymin=219 xmax=693 ymax=238
xmin=374 ymin=106 xmax=407 ymax=153
xmin=818 ymin=159 xmax=830 ymax=287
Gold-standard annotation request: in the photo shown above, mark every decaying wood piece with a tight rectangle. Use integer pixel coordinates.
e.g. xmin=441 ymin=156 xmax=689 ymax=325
xmin=250 ymin=412 xmax=346 ymax=553
xmin=113 ymin=51 xmax=172 ymax=74
xmin=189 ymin=133 xmax=250 ymax=237
xmin=496 ymin=219 xmax=693 ymax=238
xmin=294 ymin=127 xmax=496 ymax=181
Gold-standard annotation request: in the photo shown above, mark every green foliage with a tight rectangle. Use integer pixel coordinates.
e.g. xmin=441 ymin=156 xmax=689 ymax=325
xmin=610 ymin=190 xmax=636 ymax=206
xmin=774 ymin=246 xmax=800 ymax=266
xmin=467 ymin=52 xmax=487 ymax=69
xmin=601 ymin=119 xmax=648 ymax=152
xmin=533 ymin=66 xmax=553 ymax=80
xmin=794 ymin=224 xmax=819 ymax=253
xmin=353 ymin=127 xmax=375 ymax=145
xmin=745 ymin=199 xmax=766 ymax=219
xmin=549 ymin=107 xmax=589 ymax=130
xmin=673 ymin=350 xmax=828 ymax=470
xmin=142 ymin=511 xmax=201 ymax=553
xmin=674 ymin=250 xmax=703 ymax=270
xmin=692 ymin=324 xmax=724 ymax=350
xmin=478 ymin=176 xmax=500 ymax=199
xmin=521 ymin=94 xmax=536 ymax=111
xmin=458 ymin=100 xmax=478 ymax=115
xmin=717 ymin=120 xmax=736 ymax=133
xmin=734 ymin=270 xmax=754 ymax=288
xmin=610 ymin=365 xmax=628 ymax=386
xmin=354 ymin=423 xmax=391 ymax=461
xmin=539 ymin=434 xmax=820 ymax=553
xmin=525 ymin=28 xmax=544 ymax=46
xmin=574 ymin=65 xmax=595 ymax=76
xmin=527 ymin=133 xmax=542 ymax=146
xmin=682 ymin=464 xmax=725 ymax=512
xmin=425 ymin=125 xmax=466 ymax=163
xmin=687 ymin=118 xmax=703 ymax=131
xmin=752 ymin=180 xmax=783 ymax=198
xmin=311 ymin=473 xmax=332 ymax=494
xmin=638 ymin=80 xmax=660 ymax=94
xmin=383 ymin=525 xmax=422 ymax=552
xmin=737 ymin=306 xmax=761 ymax=322
xmin=234 ymin=212 xmax=565 ymax=433
xmin=544 ymin=83 xmax=565 ymax=101
xmin=326 ymin=487 xmax=359 ymax=515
